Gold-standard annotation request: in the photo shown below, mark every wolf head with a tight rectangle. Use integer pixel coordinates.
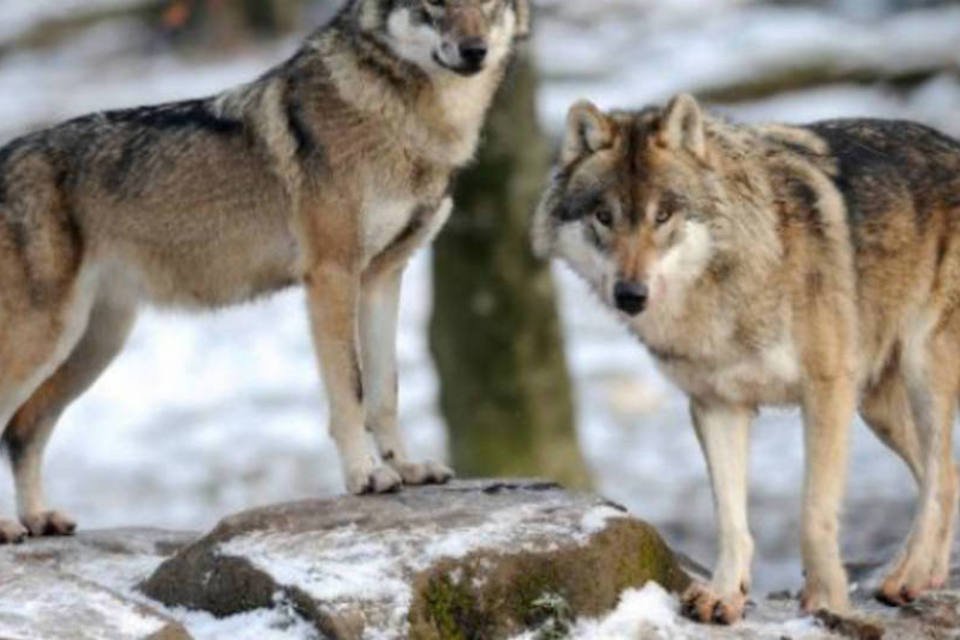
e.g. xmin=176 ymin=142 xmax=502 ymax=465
xmin=533 ymin=94 xmax=727 ymax=317
xmin=357 ymin=0 xmax=529 ymax=76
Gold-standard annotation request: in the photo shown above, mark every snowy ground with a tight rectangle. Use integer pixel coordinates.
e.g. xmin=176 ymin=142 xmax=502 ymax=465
xmin=1 ymin=2 xmax=960 ymax=636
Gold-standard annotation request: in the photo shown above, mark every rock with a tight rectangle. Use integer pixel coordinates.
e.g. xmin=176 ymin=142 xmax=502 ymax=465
xmin=0 ymin=529 xmax=197 ymax=640
xmin=5 ymin=489 xmax=958 ymax=639
xmin=140 ymin=479 xmax=690 ymax=639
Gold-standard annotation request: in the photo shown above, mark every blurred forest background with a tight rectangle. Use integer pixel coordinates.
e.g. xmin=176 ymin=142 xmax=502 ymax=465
xmin=0 ymin=0 xmax=959 ymax=593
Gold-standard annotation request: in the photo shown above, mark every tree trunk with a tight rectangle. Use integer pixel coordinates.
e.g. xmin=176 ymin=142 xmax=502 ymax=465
xmin=429 ymin=52 xmax=590 ymax=488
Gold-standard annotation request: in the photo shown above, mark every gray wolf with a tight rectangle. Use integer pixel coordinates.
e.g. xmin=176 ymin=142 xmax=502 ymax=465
xmin=533 ymin=94 xmax=960 ymax=622
xmin=0 ymin=0 xmax=529 ymax=544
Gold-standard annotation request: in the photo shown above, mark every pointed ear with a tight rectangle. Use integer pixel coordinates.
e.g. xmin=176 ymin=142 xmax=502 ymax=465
xmin=658 ymin=93 xmax=707 ymax=159
xmin=512 ymin=0 xmax=531 ymax=40
xmin=562 ymin=100 xmax=613 ymax=165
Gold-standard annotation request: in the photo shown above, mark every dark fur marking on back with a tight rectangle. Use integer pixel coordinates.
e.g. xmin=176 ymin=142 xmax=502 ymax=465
xmin=8 ymin=218 xmax=29 ymax=256
xmin=805 ymin=120 xmax=960 ymax=234
xmin=285 ymin=94 xmax=316 ymax=159
xmin=100 ymin=100 xmax=243 ymax=135
xmin=104 ymin=129 xmax=160 ymax=194
xmin=788 ymin=179 xmax=826 ymax=239
xmin=935 ymin=233 xmax=950 ymax=273
xmin=0 ymin=137 xmax=33 ymax=206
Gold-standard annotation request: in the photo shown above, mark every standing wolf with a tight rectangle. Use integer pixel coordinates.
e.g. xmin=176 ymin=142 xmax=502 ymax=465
xmin=534 ymin=94 xmax=960 ymax=622
xmin=0 ymin=0 xmax=529 ymax=544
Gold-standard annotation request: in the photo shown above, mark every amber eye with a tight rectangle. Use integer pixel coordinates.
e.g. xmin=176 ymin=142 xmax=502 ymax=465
xmin=655 ymin=207 xmax=674 ymax=225
xmin=595 ymin=209 xmax=614 ymax=228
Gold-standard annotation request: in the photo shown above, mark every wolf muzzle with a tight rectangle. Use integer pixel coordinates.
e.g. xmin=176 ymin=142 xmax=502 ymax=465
xmin=614 ymin=281 xmax=649 ymax=316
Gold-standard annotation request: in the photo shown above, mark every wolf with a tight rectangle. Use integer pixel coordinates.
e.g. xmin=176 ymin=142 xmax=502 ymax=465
xmin=533 ymin=93 xmax=960 ymax=622
xmin=0 ymin=0 xmax=529 ymax=544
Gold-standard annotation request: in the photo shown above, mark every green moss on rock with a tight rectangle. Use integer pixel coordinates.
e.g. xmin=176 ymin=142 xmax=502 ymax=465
xmin=408 ymin=519 xmax=690 ymax=640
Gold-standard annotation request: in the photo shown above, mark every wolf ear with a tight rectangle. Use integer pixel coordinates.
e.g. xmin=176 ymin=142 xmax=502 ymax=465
xmin=512 ymin=0 xmax=531 ymax=40
xmin=562 ymin=101 xmax=612 ymax=165
xmin=658 ymin=93 xmax=707 ymax=159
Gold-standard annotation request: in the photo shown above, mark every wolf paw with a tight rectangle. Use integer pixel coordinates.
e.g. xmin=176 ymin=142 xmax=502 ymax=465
xmin=0 ymin=519 xmax=28 ymax=545
xmin=681 ymin=582 xmax=747 ymax=625
xmin=876 ymin=555 xmax=939 ymax=606
xmin=393 ymin=460 xmax=454 ymax=486
xmin=21 ymin=511 xmax=77 ymax=538
xmin=800 ymin=583 xmax=850 ymax=615
xmin=346 ymin=465 xmax=402 ymax=495
xmin=876 ymin=572 xmax=932 ymax=607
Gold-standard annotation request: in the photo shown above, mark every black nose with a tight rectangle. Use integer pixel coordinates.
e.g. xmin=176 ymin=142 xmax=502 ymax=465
xmin=459 ymin=40 xmax=488 ymax=68
xmin=614 ymin=281 xmax=648 ymax=316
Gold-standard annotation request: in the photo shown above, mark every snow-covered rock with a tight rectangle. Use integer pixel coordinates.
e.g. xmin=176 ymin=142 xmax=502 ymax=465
xmin=0 ymin=529 xmax=194 ymax=640
xmin=1 ymin=490 xmax=959 ymax=639
xmin=140 ymin=479 xmax=689 ymax=639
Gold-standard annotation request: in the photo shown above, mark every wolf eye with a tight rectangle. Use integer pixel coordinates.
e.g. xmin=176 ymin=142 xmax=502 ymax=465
xmin=594 ymin=209 xmax=614 ymax=228
xmin=656 ymin=193 xmax=684 ymax=225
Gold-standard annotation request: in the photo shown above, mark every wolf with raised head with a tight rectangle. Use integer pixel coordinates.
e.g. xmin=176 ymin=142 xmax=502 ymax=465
xmin=534 ymin=94 xmax=960 ymax=622
xmin=0 ymin=0 xmax=529 ymax=544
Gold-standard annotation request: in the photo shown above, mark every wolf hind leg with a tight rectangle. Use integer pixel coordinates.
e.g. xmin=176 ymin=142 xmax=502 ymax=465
xmin=874 ymin=329 xmax=960 ymax=604
xmin=3 ymin=292 xmax=137 ymax=538
xmin=0 ymin=292 xmax=94 ymax=543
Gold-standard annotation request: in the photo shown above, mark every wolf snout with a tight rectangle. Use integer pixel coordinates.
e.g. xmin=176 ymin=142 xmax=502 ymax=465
xmin=614 ymin=281 xmax=648 ymax=316
xmin=458 ymin=38 xmax=488 ymax=71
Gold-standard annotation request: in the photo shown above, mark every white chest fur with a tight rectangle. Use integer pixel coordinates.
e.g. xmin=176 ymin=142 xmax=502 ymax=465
xmin=362 ymin=195 xmax=418 ymax=260
xmin=654 ymin=333 xmax=803 ymax=406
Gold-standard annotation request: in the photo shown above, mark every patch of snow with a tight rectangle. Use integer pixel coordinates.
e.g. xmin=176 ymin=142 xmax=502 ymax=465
xmin=552 ymin=582 xmax=825 ymax=640
xmin=175 ymin=605 xmax=321 ymax=640
xmin=0 ymin=571 xmax=168 ymax=640
xmin=571 ymin=583 xmax=681 ymax=640
xmin=580 ymin=504 xmax=630 ymax=535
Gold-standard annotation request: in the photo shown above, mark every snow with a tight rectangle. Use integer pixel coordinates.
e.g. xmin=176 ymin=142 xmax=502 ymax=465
xmin=572 ymin=583 xmax=681 ymax=640
xmin=514 ymin=582 xmax=827 ymax=640
xmin=0 ymin=568 xmax=169 ymax=640
xmin=175 ymin=604 xmax=322 ymax=640
xmin=0 ymin=1 xmax=959 ymax=638
xmin=538 ymin=5 xmax=960 ymax=126
xmin=580 ymin=504 xmax=630 ymax=535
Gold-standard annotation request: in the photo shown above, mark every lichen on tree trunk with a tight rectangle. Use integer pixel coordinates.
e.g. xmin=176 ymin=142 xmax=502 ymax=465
xmin=429 ymin=52 xmax=590 ymax=488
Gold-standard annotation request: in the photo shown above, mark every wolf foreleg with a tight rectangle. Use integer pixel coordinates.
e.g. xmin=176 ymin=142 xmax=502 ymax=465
xmin=360 ymin=269 xmax=452 ymax=485
xmin=307 ymin=263 xmax=401 ymax=495
xmin=360 ymin=198 xmax=454 ymax=486
xmin=682 ymin=399 xmax=754 ymax=624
